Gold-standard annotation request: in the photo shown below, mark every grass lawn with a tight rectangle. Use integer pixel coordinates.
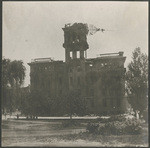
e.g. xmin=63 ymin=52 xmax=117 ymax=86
xmin=2 ymin=119 xmax=148 ymax=147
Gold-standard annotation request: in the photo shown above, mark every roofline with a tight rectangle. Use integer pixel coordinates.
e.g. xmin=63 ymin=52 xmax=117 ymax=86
xmin=28 ymin=60 xmax=64 ymax=66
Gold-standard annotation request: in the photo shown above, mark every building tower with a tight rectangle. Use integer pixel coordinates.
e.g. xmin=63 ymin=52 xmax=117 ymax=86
xmin=62 ymin=23 xmax=89 ymax=62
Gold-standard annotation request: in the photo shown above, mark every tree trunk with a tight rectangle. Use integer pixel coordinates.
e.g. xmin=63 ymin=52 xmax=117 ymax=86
xmin=132 ymin=110 xmax=137 ymax=119
xmin=135 ymin=110 xmax=140 ymax=119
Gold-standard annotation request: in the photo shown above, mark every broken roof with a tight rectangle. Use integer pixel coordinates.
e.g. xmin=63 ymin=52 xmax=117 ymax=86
xmin=62 ymin=23 xmax=89 ymax=35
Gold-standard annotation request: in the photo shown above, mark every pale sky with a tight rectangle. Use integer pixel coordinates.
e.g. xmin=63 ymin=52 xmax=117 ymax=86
xmin=3 ymin=1 xmax=148 ymax=86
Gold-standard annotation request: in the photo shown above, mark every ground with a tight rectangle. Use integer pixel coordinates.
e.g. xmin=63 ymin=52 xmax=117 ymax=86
xmin=2 ymin=119 xmax=148 ymax=147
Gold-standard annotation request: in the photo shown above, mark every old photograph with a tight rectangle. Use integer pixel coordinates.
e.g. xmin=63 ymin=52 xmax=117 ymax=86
xmin=2 ymin=1 xmax=148 ymax=147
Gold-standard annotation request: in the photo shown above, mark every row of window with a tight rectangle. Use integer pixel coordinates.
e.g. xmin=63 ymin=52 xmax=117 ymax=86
xmin=32 ymin=77 xmax=62 ymax=88
xmin=88 ymin=62 xmax=120 ymax=68
xmin=33 ymin=66 xmax=53 ymax=71
xmin=69 ymin=51 xmax=87 ymax=59
xmin=69 ymin=66 xmax=82 ymax=73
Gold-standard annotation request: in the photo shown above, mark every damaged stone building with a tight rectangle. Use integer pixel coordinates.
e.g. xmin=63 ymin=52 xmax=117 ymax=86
xmin=28 ymin=23 xmax=126 ymax=115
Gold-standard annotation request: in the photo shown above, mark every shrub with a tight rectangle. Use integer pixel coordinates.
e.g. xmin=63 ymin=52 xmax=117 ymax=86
xmin=86 ymin=118 xmax=142 ymax=135
xmin=124 ymin=118 xmax=142 ymax=134
xmin=96 ymin=117 xmax=110 ymax=123
xmin=86 ymin=122 xmax=100 ymax=134
xmin=97 ymin=114 xmax=126 ymax=123
xmin=109 ymin=114 xmax=126 ymax=122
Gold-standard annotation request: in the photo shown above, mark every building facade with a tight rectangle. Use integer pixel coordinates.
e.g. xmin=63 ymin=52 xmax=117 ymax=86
xmin=28 ymin=23 xmax=126 ymax=115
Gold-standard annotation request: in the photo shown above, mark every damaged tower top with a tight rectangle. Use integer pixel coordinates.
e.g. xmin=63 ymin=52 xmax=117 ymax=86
xmin=62 ymin=23 xmax=104 ymax=62
xmin=62 ymin=23 xmax=89 ymax=51
xmin=62 ymin=23 xmax=89 ymax=62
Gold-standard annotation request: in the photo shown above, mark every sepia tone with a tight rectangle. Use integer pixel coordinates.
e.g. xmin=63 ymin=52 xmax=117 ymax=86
xmin=2 ymin=1 xmax=148 ymax=147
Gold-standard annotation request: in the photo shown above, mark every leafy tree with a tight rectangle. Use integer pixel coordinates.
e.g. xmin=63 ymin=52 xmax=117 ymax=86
xmin=125 ymin=47 xmax=148 ymax=117
xmin=22 ymin=89 xmax=57 ymax=117
xmin=18 ymin=86 xmax=31 ymax=116
xmin=62 ymin=90 xmax=88 ymax=119
xmin=8 ymin=60 xmax=26 ymax=87
xmin=2 ymin=58 xmax=26 ymax=113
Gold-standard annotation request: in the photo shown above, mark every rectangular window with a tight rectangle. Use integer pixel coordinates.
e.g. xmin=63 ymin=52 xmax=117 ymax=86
xmin=107 ymin=89 xmax=110 ymax=96
xmin=111 ymin=98 xmax=113 ymax=107
xmin=59 ymin=77 xmax=62 ymax=85
xmin=69 ymin=68 xmax=73 ymax=73
xmin=77 ymin=77 xmax=80 ymax=86
xmin=70 ymin=52 xmax=73 ymax=59
xmin=59 ymin=89 xmax=62 ymax=95
xmin=86 ymin=88 xmax=89 ymax=94
xmin=48 ymin=80 xmax=51 ymax=89
xmin=91 ymin=76 xmax=94 ymax=84
xmin=103 ymin=99 xmax=107 ymax=107
xmin=77 ymin=89 xmax=81 ymax=95
xmin=91 ymin=100 xmax=94 ymax=107
xmin=117 ymin=98 xmax=120 ymax=107
xmin=84 ymin=51 xmax=87 ymax=58
xmin=77 ymin=66 xmax=81 ymax=72
xmin=90 ymin=89 xmax=94 ymax=96
xmin=70 ymin=77 xmax=73 ymax=85
xmin=77 ymin=51 xmax=80 ymax=58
